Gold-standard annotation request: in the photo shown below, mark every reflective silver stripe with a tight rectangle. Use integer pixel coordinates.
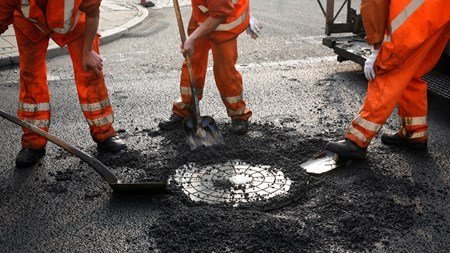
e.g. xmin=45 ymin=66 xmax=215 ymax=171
xmin=223 ymin=94 xmax=243 ymax=104
xmin=175 ymin=100 xmax=191 ymax=110
xmin=400 ymin=116 xmax=427 ymax=126
xmin=198 ymin=0 xmax=239 ymax=13
xmin=50 ymin=0 xmax=78 ymax=34
xmin=23 ymin=119 xmax=50 ymax=128
xmin=215 ymin=7 xmax=248 ymax=32
xmin=348 ymin=127 xmax=369 ymax=143
xmin=198 ymin=5 xmax=209 ymax=13
xmin=181 ymin=87 xmax=191 ymax=96
xmin=400 ymin=127 xmax=427 ymax=139
xmin=390 ymin=0 xmax=425 ymax=35
xmin=354 ymin=116 xmax=382 ymax=133
xmin=227 ymin=107 xmax=246 ymax=116
xmin=86 ymin=114 xmax=114 ymax=127
xmin=18 ymin=102 xmax=50 ymax=112
xmin=180 ymin=87 xmax=203 ymax=97
xmin=21 ymin=0 xmax=30 ymax=18
xmin=383 ymin=34 xmax=391 ymax=43
xmin=80 ymin=98 xmax=111 ymax=112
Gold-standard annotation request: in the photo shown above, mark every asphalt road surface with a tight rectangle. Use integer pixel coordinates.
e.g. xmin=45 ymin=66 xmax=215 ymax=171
xmin=1 ymin=1 xmax=450 ymax=252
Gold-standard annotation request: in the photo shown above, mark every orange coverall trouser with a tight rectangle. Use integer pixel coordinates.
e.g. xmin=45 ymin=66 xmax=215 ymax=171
xmin=346 ymin=24 xmax=450 ymax=148
xmin=15 ymin=26 xmax=116 ymax=150
xmin=172 ymin=29 xmax=252 ymax=121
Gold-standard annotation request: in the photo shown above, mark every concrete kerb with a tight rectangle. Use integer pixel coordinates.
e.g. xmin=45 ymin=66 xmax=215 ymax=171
xmin=0 ymin=3 xmax=148 ymax=68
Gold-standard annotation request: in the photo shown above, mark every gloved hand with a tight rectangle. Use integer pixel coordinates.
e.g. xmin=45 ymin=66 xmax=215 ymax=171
xmin=246 ymin=15 xmax=262 ymax=39
xmin=364 ymin=49 xmax=379 ymax=81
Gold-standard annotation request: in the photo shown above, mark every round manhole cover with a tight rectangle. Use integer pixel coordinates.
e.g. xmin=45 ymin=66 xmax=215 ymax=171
xmin=173 ymin=160 xmax=292 ymax=205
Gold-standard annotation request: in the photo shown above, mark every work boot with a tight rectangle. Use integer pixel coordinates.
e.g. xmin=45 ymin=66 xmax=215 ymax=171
xmin=15 ymin=148 xmax=46 ymax=168
xmin=230 ymin=119 xmax=249 ymax=135
xmin=97 ymin=136 xmax=127 ymax=153
xmin=158 ymin=113 xmax=184 ymax=130
xmin=140 ymin=0 xmax=155 ymax=7
xmin=381 ymin=132 xmax=427 ymax=150
xmin=325 ymin=139 xmax=367 ymax=160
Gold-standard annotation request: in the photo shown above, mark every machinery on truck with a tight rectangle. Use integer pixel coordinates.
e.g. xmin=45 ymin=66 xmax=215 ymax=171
xmin=317 ymin=0 xmax=450 ymax=100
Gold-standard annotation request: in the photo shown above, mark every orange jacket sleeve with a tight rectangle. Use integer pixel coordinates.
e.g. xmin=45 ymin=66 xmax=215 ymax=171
xmin=207 ymin=0 xmax=234 ymax=19
xmin=0 ymin=0 xmax=20 ymax=34
xmin=79 ymin=0 xmax=102 ymax=18
xmin=360 ymin=0 xmax=390 ymax=45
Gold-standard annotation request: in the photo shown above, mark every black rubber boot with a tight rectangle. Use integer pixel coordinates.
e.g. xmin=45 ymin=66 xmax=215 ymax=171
xmin=381 ymin=132 xmax=427 ymax=150
xmin=15 ymin=148 xmax=46 ymax=168
xmin=140 ymin=1 xmax=155 ymax=8
xmin=158 ymin=113 xmax=184 ymax=130
xmin=230 ymin=119 xmax=249 ymax=135
xmin=325 ymin=139 xmax=367 ymax=160
xmin=97 ymin=136 xmax=127 ymax=153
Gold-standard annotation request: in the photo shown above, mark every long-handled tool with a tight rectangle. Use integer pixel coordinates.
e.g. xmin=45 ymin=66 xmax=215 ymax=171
xmin=0 ymin=109 xmax=166 ymax=193
xmin=173 ymin=0 xmax=224 ymax=150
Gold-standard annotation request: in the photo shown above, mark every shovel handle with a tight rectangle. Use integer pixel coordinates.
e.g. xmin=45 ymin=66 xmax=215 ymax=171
xmin=0 ymin=109 xmax=119 ymax=185
xmin=173 ymin=0 xmax=202 ymax=128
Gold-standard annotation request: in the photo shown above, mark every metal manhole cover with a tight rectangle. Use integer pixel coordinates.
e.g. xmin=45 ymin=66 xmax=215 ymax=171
xmin=173 ymin=160 xmax=292 ymax=205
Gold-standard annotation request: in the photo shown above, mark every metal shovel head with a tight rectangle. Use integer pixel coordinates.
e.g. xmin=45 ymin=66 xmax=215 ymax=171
xmin=110 ymin=182 xmax=167 ymax=193
xmin=182 ymin=116 xmax=224 ymax=150
xmin=301 ymin=150 xmax=348 ymax=175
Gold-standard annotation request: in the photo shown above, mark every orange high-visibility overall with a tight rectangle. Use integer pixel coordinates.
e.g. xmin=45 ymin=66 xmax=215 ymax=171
xmin=1 ymin=0 xmax=116 ymax=150
xmin=346 ymin=0 xmax=450 ymax=148
xmin=172 ymin=0 xmax=252 ymax=120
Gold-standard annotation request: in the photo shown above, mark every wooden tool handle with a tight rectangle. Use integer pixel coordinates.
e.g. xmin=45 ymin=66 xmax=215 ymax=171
xmin=173 ymin=0 xmax=202 ymax=126
xmin=0 ymin=109 xmax=119 ymax=185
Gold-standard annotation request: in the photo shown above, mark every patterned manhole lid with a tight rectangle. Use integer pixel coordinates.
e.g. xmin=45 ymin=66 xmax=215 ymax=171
xmin=173 ymin=160 xmax=292 ymax=205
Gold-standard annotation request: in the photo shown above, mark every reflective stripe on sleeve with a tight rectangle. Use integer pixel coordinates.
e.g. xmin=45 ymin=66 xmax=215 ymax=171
xmin=18 ymin=102 xmax=50 ymax=112
xmin=80 ymin=98 xmax=111 ymax=112
xmin=390 ymin=0 xmax=425 ymax=35
xmin=215 ymin=7 xmax=248 ymax=32
xmin=86 ymin=114 xmax=114 ymax=127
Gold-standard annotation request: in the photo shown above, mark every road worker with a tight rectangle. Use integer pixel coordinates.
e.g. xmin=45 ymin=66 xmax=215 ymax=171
xmin=0 ymin=0 xmax=126 ymax=167
xmin=326 ymin=0 xmax=450 ymax=159
xmin=159 ymin=0 xmax=262 ymax=135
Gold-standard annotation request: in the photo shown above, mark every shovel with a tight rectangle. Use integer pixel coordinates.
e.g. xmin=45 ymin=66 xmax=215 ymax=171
xmin=0 ymin=109 xmax=166 ymax=194
xmin=173 ymin=0 xmax=224 ymax=150
xmin=300 ymin=150 xmax=349 ymax=175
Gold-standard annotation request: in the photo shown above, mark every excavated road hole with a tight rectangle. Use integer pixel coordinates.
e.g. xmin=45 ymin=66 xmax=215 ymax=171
xmin=172 ymin=160 xmax=292 ymax=205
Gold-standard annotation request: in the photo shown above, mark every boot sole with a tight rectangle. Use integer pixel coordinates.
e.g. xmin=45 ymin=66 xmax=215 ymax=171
xmin=381 ymin=138 xmax=427 ymax=150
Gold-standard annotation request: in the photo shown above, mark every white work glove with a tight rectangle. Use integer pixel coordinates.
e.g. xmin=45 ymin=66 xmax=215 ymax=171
xmin=364 ymin=49 xmax=379 ymax=81
xmin=246 ymin=15 xmax=262 ymax=39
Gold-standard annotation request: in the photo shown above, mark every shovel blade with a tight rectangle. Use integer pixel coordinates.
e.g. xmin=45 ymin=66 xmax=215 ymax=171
xmin=110 ymin=182 xmax=167 ymax=194
xmin=183 ymin=116 xmax=224 ymax=150
xmin=301 ymin=150 xmax=348 ymax=175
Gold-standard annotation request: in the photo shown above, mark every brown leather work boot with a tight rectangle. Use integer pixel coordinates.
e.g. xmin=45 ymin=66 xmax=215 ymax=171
xmin=381 ymin=132 xmax=427 ymax=150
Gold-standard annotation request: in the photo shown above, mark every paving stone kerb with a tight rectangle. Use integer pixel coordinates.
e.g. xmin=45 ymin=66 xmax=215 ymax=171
xmin=0 ymin=0 xmax=148 ymax=68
